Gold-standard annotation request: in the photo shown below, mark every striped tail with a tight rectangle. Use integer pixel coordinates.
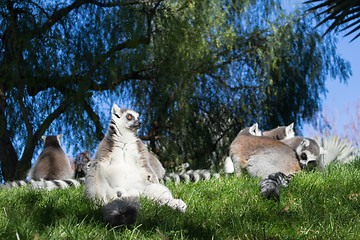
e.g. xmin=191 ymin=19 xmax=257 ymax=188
xmin=2 ymin=180 xmax=28 ymax=189
xmin=162 ymin=169 xmax=220 ymax=184
xmin=2 ymin=168 xmax=222 ymax=190
xmin=1 ymin=178 xmax=84 ymax=190
xmin=259 ymin=172 xmax=291 ymax=202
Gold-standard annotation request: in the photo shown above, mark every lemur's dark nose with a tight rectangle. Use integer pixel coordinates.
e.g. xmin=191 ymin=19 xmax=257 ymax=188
xmin=134 ymin=120 xmax=141 ymax=129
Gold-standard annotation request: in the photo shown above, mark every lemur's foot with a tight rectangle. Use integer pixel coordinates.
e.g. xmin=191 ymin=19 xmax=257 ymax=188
xmin=167 ymin=199 xmax=187 ymax=213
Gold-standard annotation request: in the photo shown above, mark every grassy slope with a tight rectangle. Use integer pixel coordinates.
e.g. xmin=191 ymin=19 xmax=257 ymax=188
xmin=1 ymin=160 xmax=360 ymax=240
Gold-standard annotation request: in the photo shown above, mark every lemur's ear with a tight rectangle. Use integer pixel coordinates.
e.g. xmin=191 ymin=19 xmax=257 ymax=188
xmin=57 ymin=134 xmax=63 ymax=143
xmin=112 ymin=104 xmax=120 ymax=114
xmin=41 ymin=136 xmax=46 ymax=142
xmin=300 ymin=139 xmax=310 ymax=149
xmin=111 ymin=104 xmax=123 ymax=119
xmin=286 ymin=122 xmax=294 ymax=132
xmin=249 ymin=123 xmax=262 ymax=136
xmin=249 ymin=123 xmax=257 ymax=134
xmin=286 ymin=123 xmax=294 ymax=136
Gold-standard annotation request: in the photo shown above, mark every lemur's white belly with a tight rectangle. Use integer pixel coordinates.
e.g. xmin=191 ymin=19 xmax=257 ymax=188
xmin=100 ymin=142 xmax=145 ymax=188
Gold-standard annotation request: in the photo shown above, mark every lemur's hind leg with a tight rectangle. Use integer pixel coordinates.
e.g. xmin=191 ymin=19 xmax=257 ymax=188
xmin=142 ymin=183 xmax=187 ymax=212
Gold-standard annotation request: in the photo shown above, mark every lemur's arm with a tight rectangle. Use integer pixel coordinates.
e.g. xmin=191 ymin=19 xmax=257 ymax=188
xmin=136 ymin=140 xmax=159 ymax=183
xmin=85 ymin=160 xmax=114 ymax=205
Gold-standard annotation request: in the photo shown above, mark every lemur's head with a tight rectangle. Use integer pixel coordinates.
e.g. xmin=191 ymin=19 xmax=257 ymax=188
xmin=263 ymin=123 xmax=295 ymax=140
xmin=110 ymin=104 xmax=141 ymax=136
xmin=41 ymin=134 xmax=63 ymax=148
xmin=238 ymin=123 xmax=262 ymax=136
xmin=296 ymin=138 xmax=323 ymax=170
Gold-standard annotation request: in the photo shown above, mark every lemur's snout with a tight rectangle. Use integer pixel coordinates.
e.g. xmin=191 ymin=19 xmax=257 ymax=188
xmin=300 ymin=159 xmax=318 ymax=170
xmin=133 ymin=120 xmax=141 ymax=129
xmin=307 ymin=159 xmax=318 ymax=169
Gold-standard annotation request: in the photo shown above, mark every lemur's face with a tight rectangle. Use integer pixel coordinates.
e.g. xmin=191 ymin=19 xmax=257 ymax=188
xmin=110 ymin=104 xmax=141 ymax=135
xmin=296 ymin=138 xmax=320 ymax=170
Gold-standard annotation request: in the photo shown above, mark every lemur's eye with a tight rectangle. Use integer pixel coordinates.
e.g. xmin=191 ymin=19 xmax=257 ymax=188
xmin=300 ymin=152 xmax=307 ymax=160
xmin=126 ymin=114 xmax=133 ymax=120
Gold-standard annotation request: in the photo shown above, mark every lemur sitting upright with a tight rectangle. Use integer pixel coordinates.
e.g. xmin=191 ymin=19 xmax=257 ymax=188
xmin=84 ymin=104 xmax=186 ymax=227
xmin=29 ymin=134 xmax=74 ymax=180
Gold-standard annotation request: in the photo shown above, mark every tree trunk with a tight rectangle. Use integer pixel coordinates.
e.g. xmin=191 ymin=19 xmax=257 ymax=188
xmin=0 ymin=85 xmax=19 ymax=181
xmin=13 ymin=141 xmax=35 ymax=180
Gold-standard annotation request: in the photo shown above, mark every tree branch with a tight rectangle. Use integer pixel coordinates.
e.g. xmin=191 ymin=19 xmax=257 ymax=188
xmin=84 ymin=36 xmax=150 ymax=81
xmin=35 ymin=0 xmax=88 ymax=38
xmin=33 ymin=99 xmax=71 ymax=142
xmin=87 ymin=0 xmax=156 ymax=7
xmin=17 ymin=94 xmax=33 ymax=138
xmin=35 ymin=0 xmax=154 ymax=38
xmin=83 ymin=101 xmax=105 ymax=141
xmin=94 ymin=70 xmax=153 ymax=90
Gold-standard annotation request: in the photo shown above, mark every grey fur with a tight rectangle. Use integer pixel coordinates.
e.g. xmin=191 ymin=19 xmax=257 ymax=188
xmin=281 ymin=136 xmax=326 ymax=171
xmin=148 ymin=151 xmax=166 ymax=180
xmin=2 ymin=180 xmax=28 ymax=189
xmin=28 ymin=134 xmax=74 ymax=180
xmin=263 ymin=123 xmax=295 ymax=140
xmin=236 ymin=123 xmax=262 ymax=137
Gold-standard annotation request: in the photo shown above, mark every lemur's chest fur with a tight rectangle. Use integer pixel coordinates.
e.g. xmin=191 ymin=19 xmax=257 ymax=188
xmin=100 ymin=140 xmax=147 ymax=187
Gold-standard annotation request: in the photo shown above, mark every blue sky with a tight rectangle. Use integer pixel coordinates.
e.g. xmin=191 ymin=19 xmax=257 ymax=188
xmin=303 ymin=36 xmax=360 ymax=138
xmin=283 ymin=1 xmax=359 ymax=140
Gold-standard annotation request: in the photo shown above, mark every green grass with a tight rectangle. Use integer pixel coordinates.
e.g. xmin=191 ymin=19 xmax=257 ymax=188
xmin=2 ymin=160 xmax=360 ymax=239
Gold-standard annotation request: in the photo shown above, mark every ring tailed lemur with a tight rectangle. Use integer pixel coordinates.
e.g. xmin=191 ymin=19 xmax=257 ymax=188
xmin=229 ymin=123 xmax=303 ymax=201
xmin=225 ymin=122 xmax=299 ymax=175
xmin=262 ymin=123 xmax=295 ymax=140
xmin=224 ymin=122 xmax=294 ymax=174
xmin=281 ymin=136 xmax=326 ymax=171
xmin=29 ymin=134 xmax=74 ymax=180
xmin=85 ymin=104 xmax=186 ymax=227
xmin=73 ymin=151 xmax=92 ymax=178
xmin=230 ymin=123 xmax=301 ymax=178
xmin=2 ymin=134 xmax=75 ymax=190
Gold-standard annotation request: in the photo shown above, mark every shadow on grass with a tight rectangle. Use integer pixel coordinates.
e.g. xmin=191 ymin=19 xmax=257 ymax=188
xmin=2 ymin=187 xmax=103 ymax=233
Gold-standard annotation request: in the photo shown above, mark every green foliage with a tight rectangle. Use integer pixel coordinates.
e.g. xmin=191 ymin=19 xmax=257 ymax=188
xmin=133 ymin=2 xmax=351 ymax=169
xmin=2 ymin=160 xmax=360 ymax=239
